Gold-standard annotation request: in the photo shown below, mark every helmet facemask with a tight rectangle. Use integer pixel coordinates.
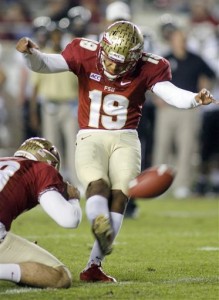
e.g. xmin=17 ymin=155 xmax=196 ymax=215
xmin=14 ymin=137 xmax=61 ymax=171
xmin=99 ymin=21 xmax=144 ymax=79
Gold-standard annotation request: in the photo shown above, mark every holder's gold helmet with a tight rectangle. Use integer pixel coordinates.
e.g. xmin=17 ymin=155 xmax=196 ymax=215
xmin=14 ymin=137 xmax=60 ymax=171
xmin=100 ymin=21 xmax=144 ymax=79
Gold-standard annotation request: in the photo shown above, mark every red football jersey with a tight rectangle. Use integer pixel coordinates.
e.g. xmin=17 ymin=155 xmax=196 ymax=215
xmin=0 ymin=157 xmax=66 ymax=230
xmin=62 ymin=38 xmax=171 ymax=130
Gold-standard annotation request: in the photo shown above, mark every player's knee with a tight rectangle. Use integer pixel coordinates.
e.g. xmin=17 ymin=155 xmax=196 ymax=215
xmin=55 ymin=266 xmax=72 ymax=288
xmin=110 ymin=190 xmax=128 ymax=213
xmin=86 ymin=179 xmax=110 ymax=198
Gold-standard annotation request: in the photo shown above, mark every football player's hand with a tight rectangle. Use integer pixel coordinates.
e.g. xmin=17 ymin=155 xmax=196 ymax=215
xmin=16 ymin=37 xmax=39 ymax=54
xmin=65 ymin=181 xmax=80 ymax=200
xmin=195 ymin=88 xmax=219 ymax=105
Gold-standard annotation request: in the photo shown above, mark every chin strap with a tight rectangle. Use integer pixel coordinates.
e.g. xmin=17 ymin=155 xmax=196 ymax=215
xmin=103 ymin=69 xmax=118 ymax=80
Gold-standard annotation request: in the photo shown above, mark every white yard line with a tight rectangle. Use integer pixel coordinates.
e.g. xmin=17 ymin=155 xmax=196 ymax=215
xmin=198 ymin=246 xmax=219 ymax=251
xmin=0 ymin=287 xmax=46 ymax=295
xmin=156 ymin=211 xmax=218 ymax=218
xmin=162 ymin=276 xmax=219 ymax=284
xmin=92 ymin=277 xmax=219 ymax=285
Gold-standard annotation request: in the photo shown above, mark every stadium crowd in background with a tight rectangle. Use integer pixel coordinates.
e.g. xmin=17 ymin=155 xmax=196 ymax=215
xmin=152 ymin=22 xmax=216 ymax=199
xmin=0 ymin=67 xmax=10 ymax=150
xmin=29 ymin=21 xmax=80 ymax=186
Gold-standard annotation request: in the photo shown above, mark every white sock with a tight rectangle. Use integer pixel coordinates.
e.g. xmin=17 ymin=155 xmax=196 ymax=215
xmin=85 ymin=195 xmax=109 ymax=223
xmin=110 ymin=212 xmax=124 ymax=239
xmin=87 ymin=240 xmax=103 ymax=267
xmin=86 ymin=212 xmax=124 ymax=268
xmin=0 ymin=264 xmax=21 ymax=283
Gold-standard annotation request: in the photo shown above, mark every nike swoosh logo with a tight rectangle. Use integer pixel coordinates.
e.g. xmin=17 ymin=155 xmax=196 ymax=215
xmin=121 ymin=81 xmax=131 ymax=86
xmin=81 ymin=135 xmax=91 ymax=140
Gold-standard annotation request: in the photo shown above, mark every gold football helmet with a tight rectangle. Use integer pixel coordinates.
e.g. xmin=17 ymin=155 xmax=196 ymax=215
xmin=14 ymin=137 xmax=60 ymax=171
xmin=100 ymin=21 xmax=144 ymax=79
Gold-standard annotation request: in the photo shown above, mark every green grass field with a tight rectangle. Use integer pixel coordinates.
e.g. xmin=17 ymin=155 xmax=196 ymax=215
xmin=0 ymin=196 xmax=218 ymax=300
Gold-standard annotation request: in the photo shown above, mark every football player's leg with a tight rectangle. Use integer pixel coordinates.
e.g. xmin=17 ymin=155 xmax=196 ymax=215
xmin=76 ymin=132 xmax=117 ymax=282
xmin=75 ymin=132 xmax=111 ymax=197
xmin=75 ymin=133 xmax=113 ymax=256
xmin=19 ymin=263 xmax=71 ymax=288
xmin=153 ymin=107 xmax=174 ymax=166
xmin=109 ymin=130 xmax=141 ymax=240
xmin=0 ymin=232 xmax=71 ymax=288
xmin=174 ymin=110 xmax=199 ymax=197
xmin=86 ymin=179 xmax=114 ymax=256
xmin=110 ymin=130 xmax=141 ymax=211
xmin=81 ymin=132 xmax=141 ymax=282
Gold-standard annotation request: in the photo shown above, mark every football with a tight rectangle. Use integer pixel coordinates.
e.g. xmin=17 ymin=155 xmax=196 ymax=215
xmin=128 ymin=164 xmax=176 ymax=199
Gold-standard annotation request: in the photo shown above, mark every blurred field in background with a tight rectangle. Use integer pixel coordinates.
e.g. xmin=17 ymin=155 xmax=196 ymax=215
xmin=0 ymin=196 xmax=218 ymax=300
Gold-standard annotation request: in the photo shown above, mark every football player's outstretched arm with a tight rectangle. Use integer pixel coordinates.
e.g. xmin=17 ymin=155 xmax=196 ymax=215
xmin=39 ymin=188 xmax=82 ymax=228
xmin=16 ymin=37 xmax=69 ymax=74
xmin=153 ymin=81 xmax=218 ymax=108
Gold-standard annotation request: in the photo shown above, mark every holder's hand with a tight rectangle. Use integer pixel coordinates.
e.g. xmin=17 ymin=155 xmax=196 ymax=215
xmin=65 ymin=181 xmax=80 ymax=200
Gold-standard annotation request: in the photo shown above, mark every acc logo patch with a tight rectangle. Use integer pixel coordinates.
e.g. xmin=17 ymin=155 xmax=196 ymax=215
xmin=90 ymin=73 xmax=101 ymax=82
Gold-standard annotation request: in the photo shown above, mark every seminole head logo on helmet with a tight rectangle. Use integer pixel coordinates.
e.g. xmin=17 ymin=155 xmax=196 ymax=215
xmin=99 ymin=21 xmax=144 ymax=79
xmin=14 ymin=137 xmax=61 ymax=171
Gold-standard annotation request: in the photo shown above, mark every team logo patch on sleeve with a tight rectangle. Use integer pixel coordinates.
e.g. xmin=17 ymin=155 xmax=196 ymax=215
xmin=90 ymin=73 xmax=101 ymax=82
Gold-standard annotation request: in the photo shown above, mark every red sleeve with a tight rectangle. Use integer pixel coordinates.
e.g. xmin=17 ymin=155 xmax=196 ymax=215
xmin=141 ymin=54 xmax=172 ymax=89
xmin=61 ymin=38 xmax=82 ymax=74
xmin=148 ymin=58 xmax=172 ymax=88
xmin=34 ymin=163 xmax=66 ymax=196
